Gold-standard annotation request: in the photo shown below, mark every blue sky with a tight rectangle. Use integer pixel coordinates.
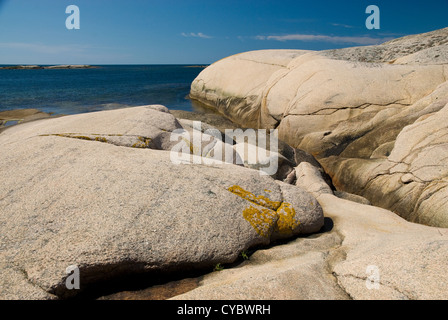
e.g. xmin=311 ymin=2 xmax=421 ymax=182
xmin=0 ymin=0 xmax=447 ymax=64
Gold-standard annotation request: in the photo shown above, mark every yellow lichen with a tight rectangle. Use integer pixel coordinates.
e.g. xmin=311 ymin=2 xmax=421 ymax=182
xmin=41 ymin=133 xmax=152 ymax=149
xmin=72 ymin=135 xmax=93 ymax=141
xmin=275 ymin=202 xmax=300 ymax=235
xmin=228 ymin=185 xmax=301 ymax=238
xmin=227 ymin=185 xmax=281 ymax=211
xmin=242 ymin=206 xmax=277 ymax=238
xmin=95 ymin=137 xmax=108 ymax=143
xmin=131 ymin=136 xmax=152 ymax=148
xmin=180 ymin=137 xmax=200 ymax=155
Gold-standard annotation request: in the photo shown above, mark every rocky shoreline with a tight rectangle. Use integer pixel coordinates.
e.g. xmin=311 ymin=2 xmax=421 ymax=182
xmin=1 ymin=104 xmax=447 ymax=300
xmin=0 ymin=109 xmax=60 ymax=134
xmin=1 ymin=27 xmax=448 ymax=300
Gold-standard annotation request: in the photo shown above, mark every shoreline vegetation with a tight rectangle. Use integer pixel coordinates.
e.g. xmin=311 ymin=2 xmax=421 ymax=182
xmin=0 ymin=65 xmax=99 ymax=70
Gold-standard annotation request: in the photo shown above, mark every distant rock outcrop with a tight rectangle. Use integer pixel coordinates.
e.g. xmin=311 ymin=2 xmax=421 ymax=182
xmin=0 ymin=65 xmax=98 ymax=70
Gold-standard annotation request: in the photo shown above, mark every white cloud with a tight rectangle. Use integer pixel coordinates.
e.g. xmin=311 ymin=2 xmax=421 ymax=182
xmin=331 ymin=23 xmax=355 ymax=29
xmin=0 ymin=42 xmax=89 ymax=54
xmin=181 ymin=32 xmax=213 ymax=39
xmin=255 ymin=34 xmax=393 ymax=45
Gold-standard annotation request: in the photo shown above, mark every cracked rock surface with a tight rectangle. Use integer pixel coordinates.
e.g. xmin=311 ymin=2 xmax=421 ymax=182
xmin=189 ymin=27 xmax=448 ymax=228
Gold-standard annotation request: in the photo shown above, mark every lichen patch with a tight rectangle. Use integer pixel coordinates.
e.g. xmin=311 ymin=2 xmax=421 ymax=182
xmin=228 ymin=185 xmax=300 ymax=238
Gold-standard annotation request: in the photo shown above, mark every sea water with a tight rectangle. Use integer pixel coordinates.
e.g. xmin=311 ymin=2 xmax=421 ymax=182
xmin=0 ymin=65 xmax=206 ymax=115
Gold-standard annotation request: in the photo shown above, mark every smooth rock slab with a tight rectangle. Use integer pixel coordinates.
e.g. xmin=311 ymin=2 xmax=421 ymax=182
xmin=189 ymin=28 xmax=448 ymax=228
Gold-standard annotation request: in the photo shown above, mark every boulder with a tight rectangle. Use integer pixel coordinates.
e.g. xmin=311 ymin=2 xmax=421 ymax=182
xmin=190 ymin=49 xmax=312 ymax=128
xmin=0 ymin=105 xmax=324 ymax=299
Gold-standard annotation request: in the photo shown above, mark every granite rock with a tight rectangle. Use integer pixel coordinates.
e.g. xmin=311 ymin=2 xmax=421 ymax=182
xmin=189 ymin=27 xmax=448 ymax=227
xmin=0 ymin=105 xmax=324 ymax=299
